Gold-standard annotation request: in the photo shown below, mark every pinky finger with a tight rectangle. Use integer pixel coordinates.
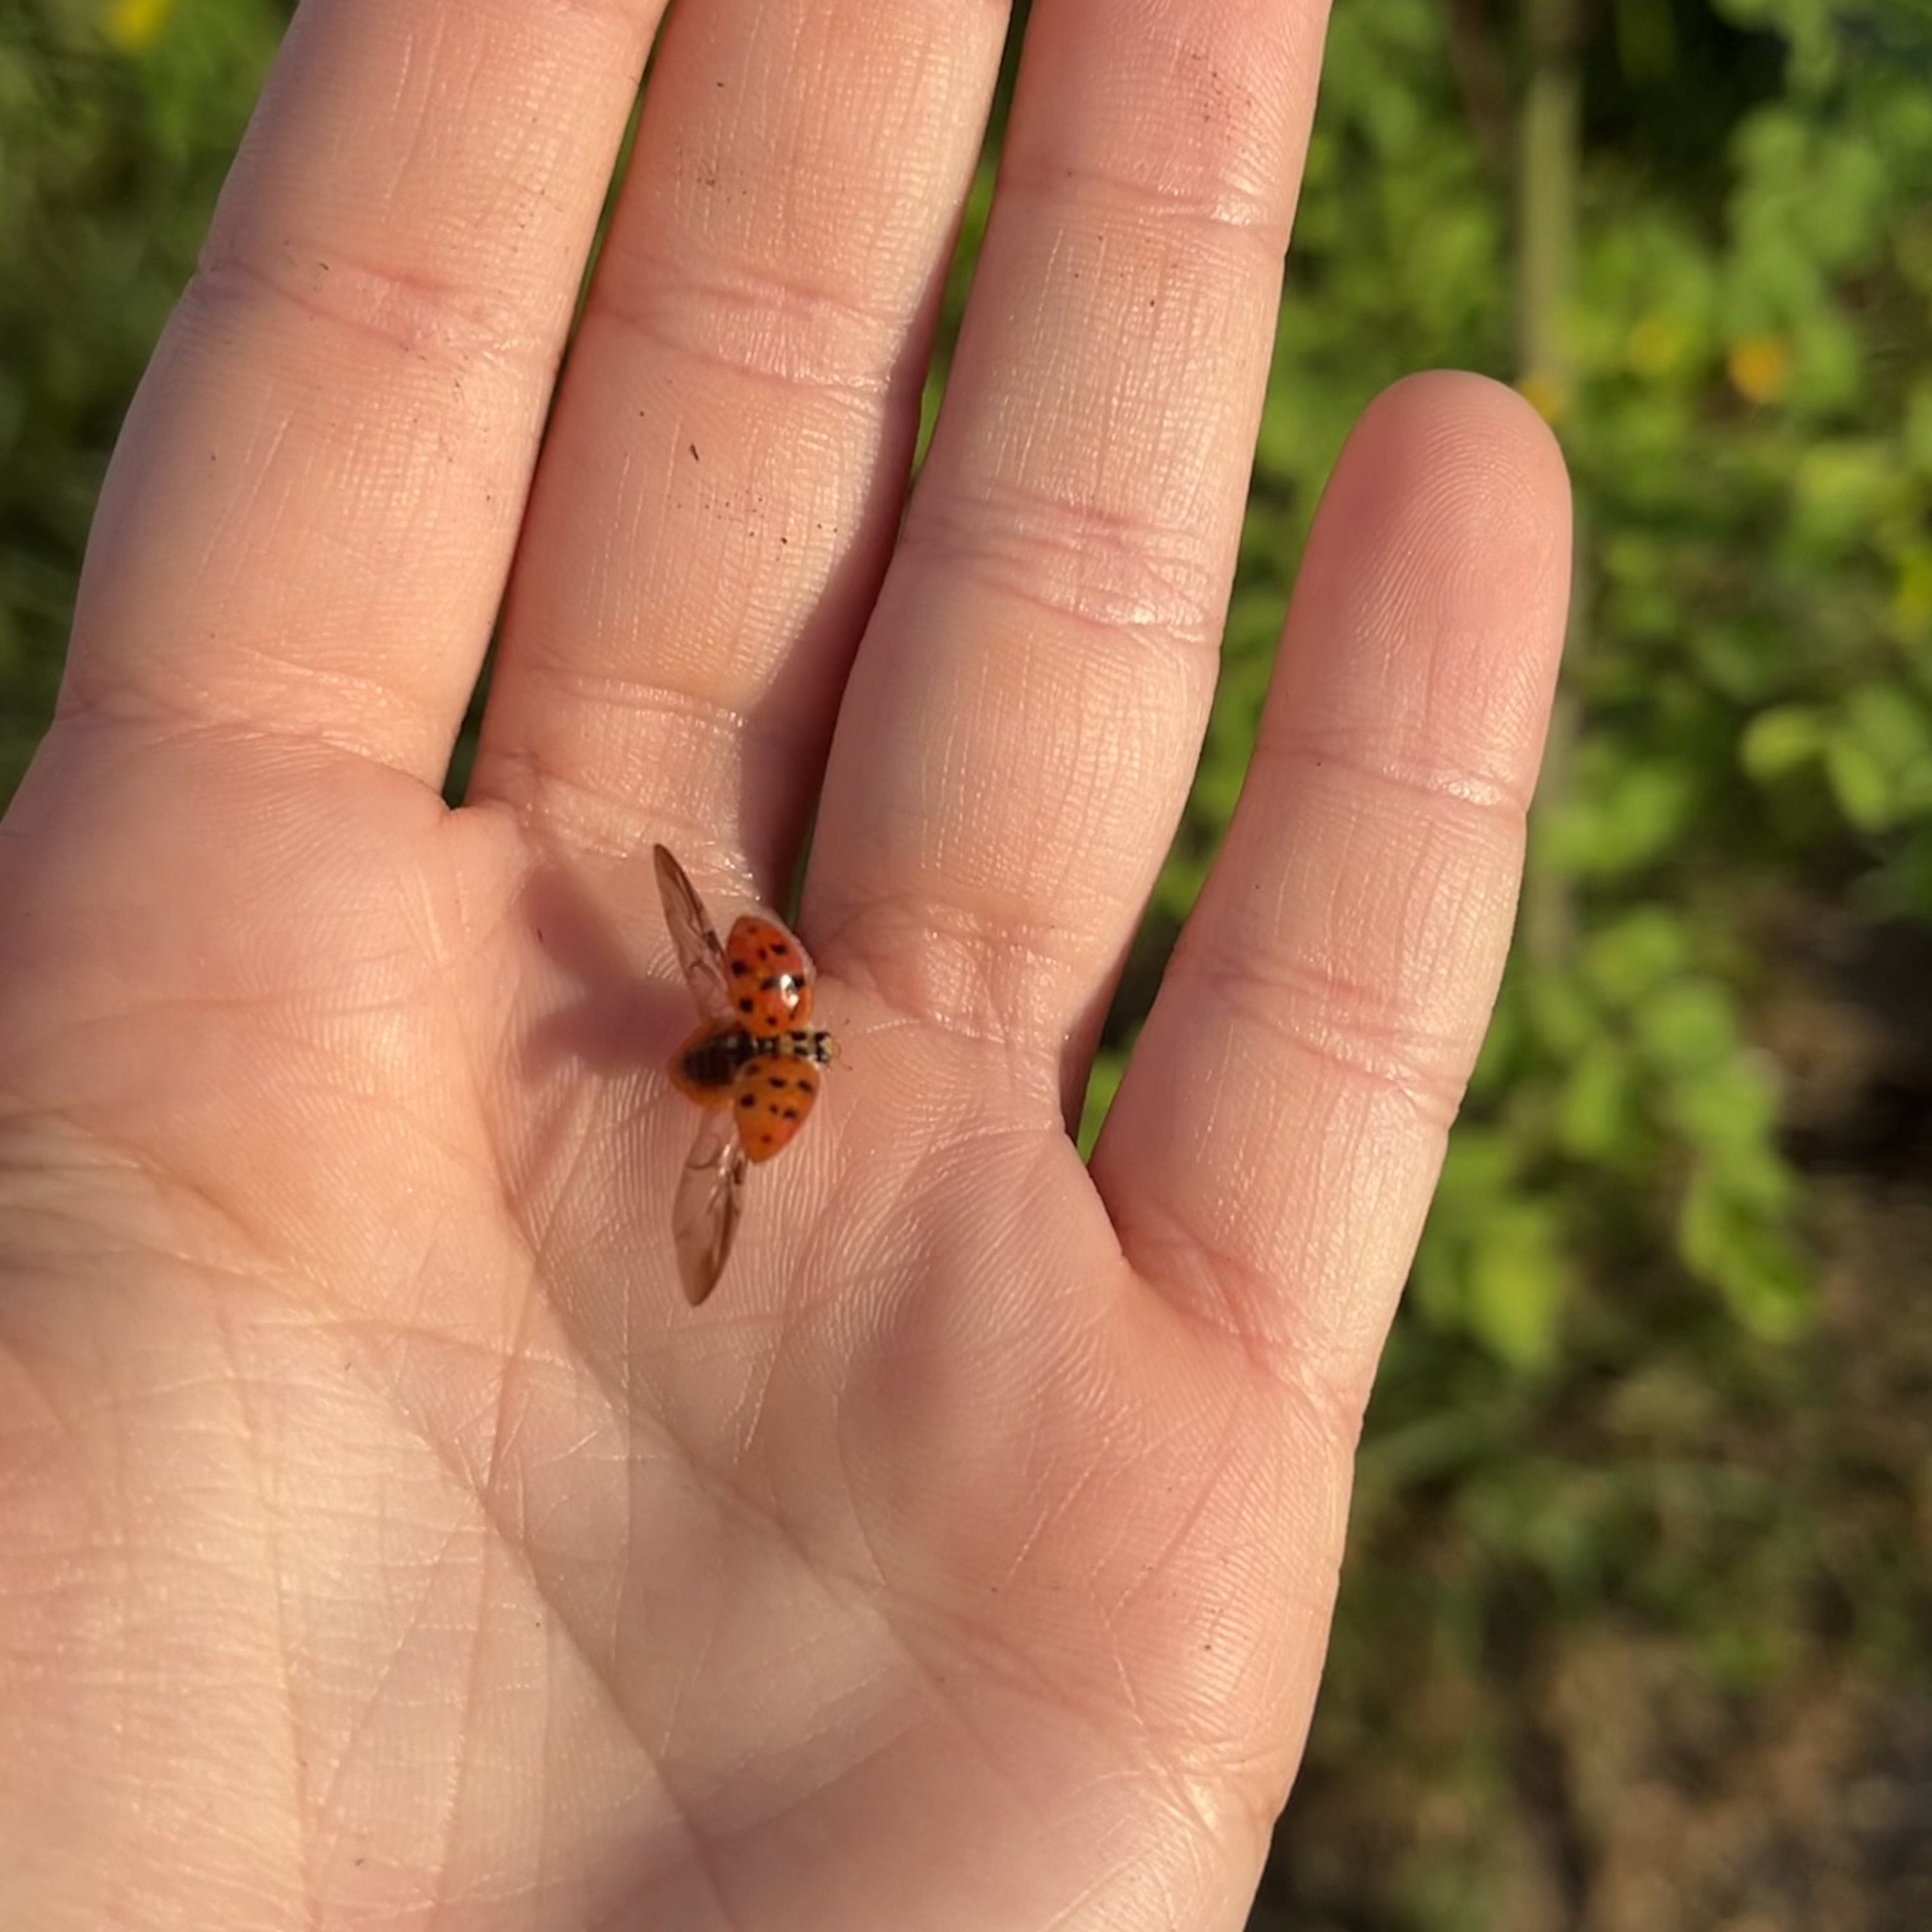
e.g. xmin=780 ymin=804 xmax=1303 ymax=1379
xmin=1092 ymin=373 xmax=1570 ymax=1397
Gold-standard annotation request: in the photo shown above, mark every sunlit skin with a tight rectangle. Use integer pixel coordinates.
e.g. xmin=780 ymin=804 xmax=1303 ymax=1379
xmin=0 ymin=2 xmax=1568 ymax=1929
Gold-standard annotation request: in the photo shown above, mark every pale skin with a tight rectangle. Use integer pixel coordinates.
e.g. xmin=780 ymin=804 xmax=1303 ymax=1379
xmin=0 ymin=0 xmax=1569 ymax=1925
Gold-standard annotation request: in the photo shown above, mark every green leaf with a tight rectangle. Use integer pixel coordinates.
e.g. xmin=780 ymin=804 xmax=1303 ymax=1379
xmin=1665 ymin=1057 xmax=1784 ymax=1167
xmin=1555 ymin=1037 xmax=1636 ymax=1160
xmin=1581 ymin=910 xmax=1692 ymax=1009
xmin=1904 ymin=378 xmax=1932 ymax=477
xmin=1741 ymin=704 xmax=1825 ymax=780
xmin=1839 ymin=683 xmax=1932 ymax=820
xmin=1790 ymin=438 xmax=1901 ymax=549
xmin=1820 ymin=678 xmax=1932 ymax=831
xmin=1825 ymin=727 xmax=1894 ymax=829
xmin=1634 ymin=977 xmax=1740 ymax=1073
xmin=1526 ymin=969 xmax=1604 ymax=1056
xmin=1544 ymin=756 xmax=1698 ymax=877
xmin=1678 ymin=1167 xmax=1811 ymax=1339
xmin=1466 ymin=1204 xmax=1570 ymax=1372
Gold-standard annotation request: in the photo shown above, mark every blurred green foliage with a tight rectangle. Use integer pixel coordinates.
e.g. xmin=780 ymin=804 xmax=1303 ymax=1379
xmin=0 ymin=0 xmax=287 ymax=793
xmin=4 ymin=0 xmax=1929 ymax=1924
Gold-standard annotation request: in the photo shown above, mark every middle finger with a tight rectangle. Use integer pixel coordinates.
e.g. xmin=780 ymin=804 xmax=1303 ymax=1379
xmin=470 ymin=0 xmax=1008 ymax=885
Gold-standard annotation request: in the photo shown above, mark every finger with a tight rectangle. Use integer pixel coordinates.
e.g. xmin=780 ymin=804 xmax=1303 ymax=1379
xmin=808 ymin=0 xmax=1327 ymax=1061
xmin=63 ymin=0 xmax=663 ymax=784
xmin=1094 ymin=374 xmax=1570 ymax=1390
xmin=468 ymin=0 xmax=1008 ymax=882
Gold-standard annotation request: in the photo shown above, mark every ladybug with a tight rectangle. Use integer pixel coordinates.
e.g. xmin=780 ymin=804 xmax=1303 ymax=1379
xmin=653 ymin=845 xmax=836 ymax=1304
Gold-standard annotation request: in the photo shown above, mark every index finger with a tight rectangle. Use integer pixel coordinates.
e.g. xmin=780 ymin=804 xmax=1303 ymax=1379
xmin=62 ymin=0 xmax=663 ymax=785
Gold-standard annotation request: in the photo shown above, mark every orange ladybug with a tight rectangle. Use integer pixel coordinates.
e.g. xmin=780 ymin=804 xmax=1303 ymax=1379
xmin=653 ymin=845 xmax=836 ymax=1305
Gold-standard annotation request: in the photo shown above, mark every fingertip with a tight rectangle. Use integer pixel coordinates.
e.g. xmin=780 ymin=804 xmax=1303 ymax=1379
xmin=1279 ymin=369 xmax=1574 ymax=813
xmin=1336 ymin=370 xmax=1573 ymax=624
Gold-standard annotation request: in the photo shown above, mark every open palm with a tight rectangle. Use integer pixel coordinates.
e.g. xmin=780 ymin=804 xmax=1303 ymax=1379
xmin=0 ymin=3 xmax=1568 ymax=1928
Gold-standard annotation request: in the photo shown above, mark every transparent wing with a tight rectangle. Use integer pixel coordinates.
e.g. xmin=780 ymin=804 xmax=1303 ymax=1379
xmin=673 ymin=1108 xmax=747 ymax=1306
xmin=654 ymin=845 xmax=733 ymax=1022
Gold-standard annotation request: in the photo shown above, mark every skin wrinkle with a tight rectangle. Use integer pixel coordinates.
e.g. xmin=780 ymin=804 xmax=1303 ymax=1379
xmin=201 ymin=1296 xmax=302 ymax=1837
xmin=442 ymin=1529 xmax=502 ymax=1931
xmin=1248 ymin=714 xmax=1540 ymax=821
xmin=719 ymin=1310 xmax=790 ymax=1471
xmin=72 ymin=454 xmax=505 ymax=776
xmin=855 ymin=1116 xmax=1075 ymax=1294
xmin=634 ymin=1623 xmax=891 ymax=1927
xmin=502 ymin=405 xmax=885 ymax=714
xmin=996 ymin=148 xmax=1295 ymax=254
xmin=98 ymin=1174 xmax=1267 ymax=1916
xmin=504 ymin=1321 xmax=916 ymax=1701
xmin=1241 ymin=1380 xmax=1371 ymax=1570
xmin=829 ymin=908 xmax=1092 ymax=1057
xmin=1176 ymin=951 xmax=1486 ymax=1111
xmin=1100 ymin=1402 xmax=1248 ymax=1636
xmin=532 ymin=0 xmax=661 ymax=34
xmin=1004 ymin=8 xmax=1312 ymax=220
xmin=513 ymin=438 xmax=870 ymax=689
xmin=992 ymin=1417 xmax=1113 ymax=1597
xmin=1170 ymin=850 xmax=1520 ymax=1074
xmin=202 ymin=399 xmax=298 ymax=592
xmin=61 ymin=654 xmax=438 ymax=760
xmin=946 ymin=1646 xmax=1252 ymax=1932
xmin=902 ymin=475 xmax=1234 ymax=643
xmin=576 ymin=441 xmax=638 ymax=658
xmin=473 ymin=739 xmax=742 ymax=867
xmin=256 ymin=1330 xmax=655 ymax=1910
xmin=629 ymin=1682 xmax=1147 ymax=1932
xmin=1131 ymin=1225 xmax=1383 ymax=1455
xmin=842 ymin=1374 xmax=1281 ymax=1766
xmin=588 ymin=273 xmax=908 ymax=405
xmin=868 ymin=1579 xmax=1119 ymax=1775
xmin=308 ymin=1533 xmax=465 ymax=1911
xmin=188 ymin=241 xmax=558 ymax=387
xmin=644 ymin=3 xmax=974 ymax=249
xmin=469 ymin=19 xmax=1001 ymax=896
xmin=12 ymin=1110 xmax=282 ymax=1294
xmin=73 ymin=1118 xmax=458 ymax=1395
xmin=243 ymin=1 xmax=647 ymax=305
xmin=957 ymin=241 xmax=1267 ymax=489
xmin=848 ymin=629 xmax=1200 ymax=900
xmin=119 ymin=1073 xmax=494 ymax=1303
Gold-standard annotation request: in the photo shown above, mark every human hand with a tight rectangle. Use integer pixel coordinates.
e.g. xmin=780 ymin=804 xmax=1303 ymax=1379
xmin=0 ymin=1 xmax=1568 ymax=1926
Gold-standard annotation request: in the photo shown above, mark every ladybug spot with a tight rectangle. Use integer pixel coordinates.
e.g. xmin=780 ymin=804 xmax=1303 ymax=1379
xmin=738 ymin=1093 xmax=756 ymax=1108
xmin=767 ymin=1075 xmax=788 ymax=1089
xmin=730 ymin=960 xmax=750 ymax=978
xmin=781 ymin=1107 xmax=799 ymax=1121
xmin=737 ymin=997 xmax=755 ymax=1014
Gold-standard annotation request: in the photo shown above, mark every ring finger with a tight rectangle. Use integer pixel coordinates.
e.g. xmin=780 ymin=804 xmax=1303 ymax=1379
xmin=808 ymin=0 xmax=1330 ymax=1071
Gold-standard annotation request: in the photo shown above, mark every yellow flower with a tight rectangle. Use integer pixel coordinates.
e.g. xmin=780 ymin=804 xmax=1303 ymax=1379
xmin=104 ymin=0 xmax=178 ymax=54
xmin=1727 ymin=334 xmax=1792 ymax=405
